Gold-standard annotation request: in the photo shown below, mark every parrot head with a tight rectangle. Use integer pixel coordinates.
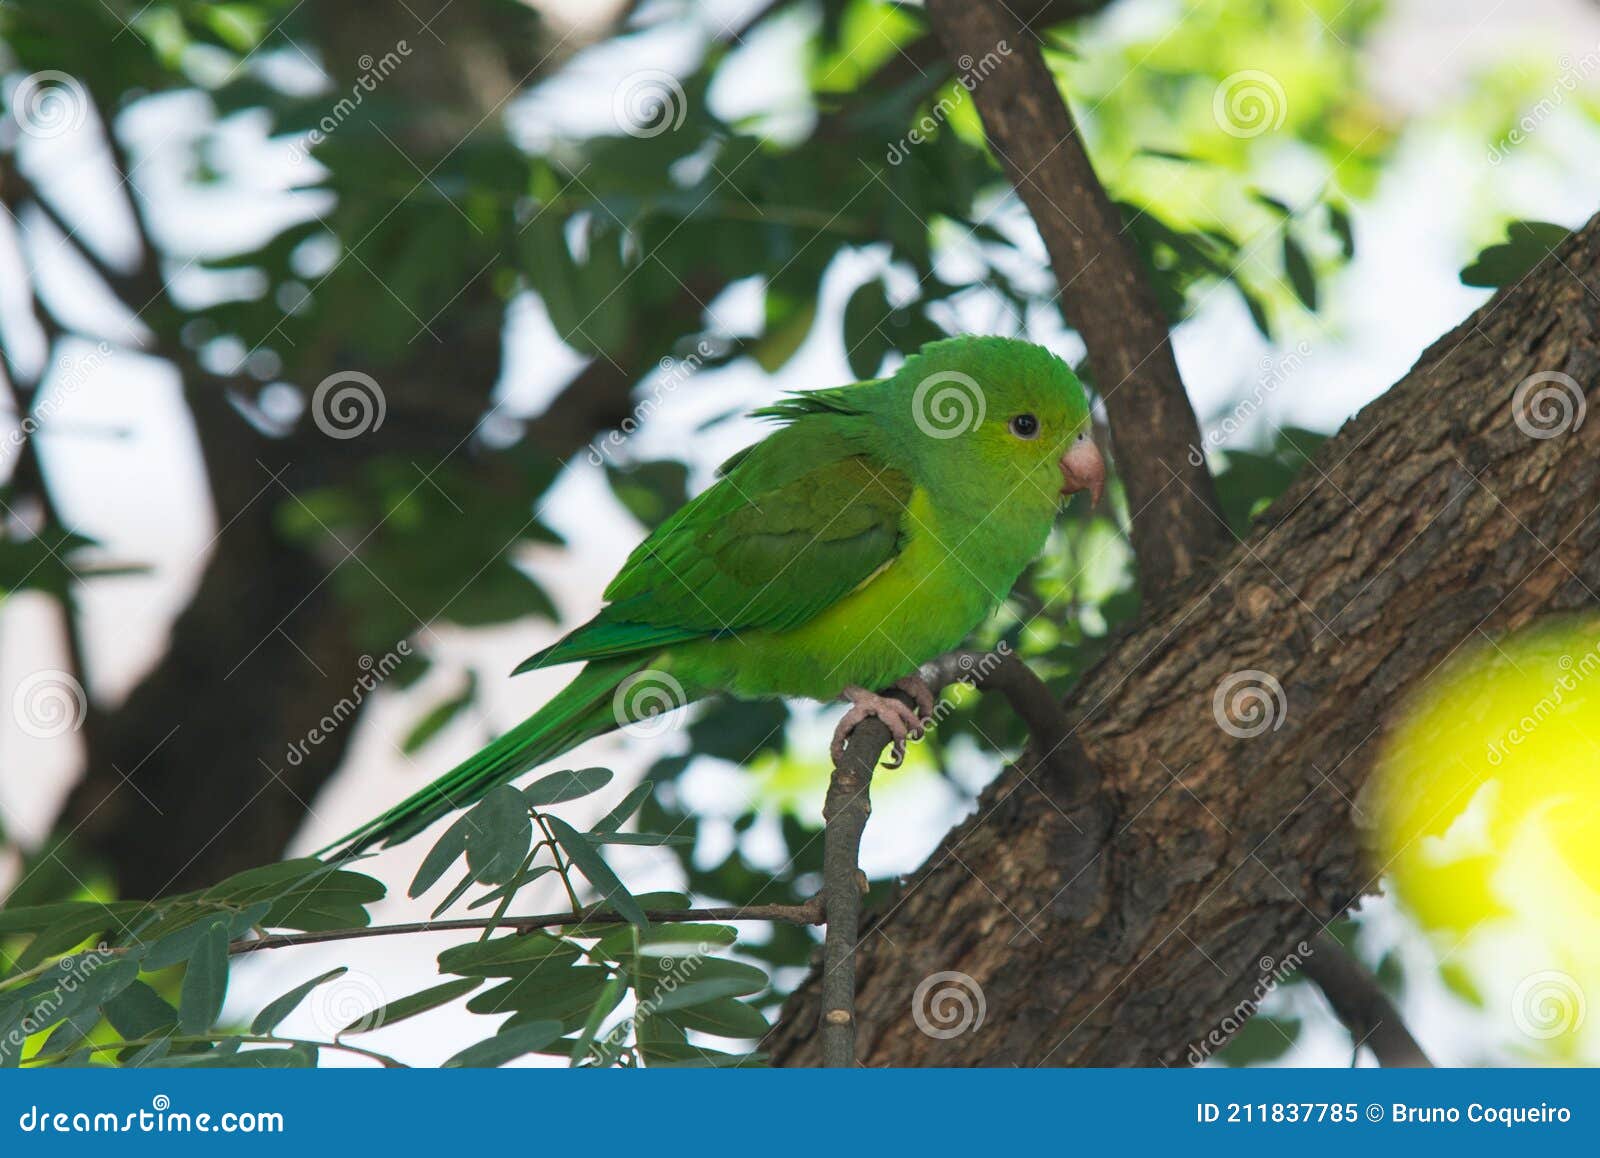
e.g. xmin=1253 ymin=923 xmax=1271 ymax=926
xmin=883 ymin=336 xmax=1104 ymax=511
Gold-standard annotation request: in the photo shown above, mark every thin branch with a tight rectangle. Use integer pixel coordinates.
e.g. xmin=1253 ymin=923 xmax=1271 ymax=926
xmin=228 ymin=902 xmax=823 ymax=956
xmin=1300 ymin=933 xmax=1432 ymax=1068
xmin=920 ymin=648 xmax=1093 ymax=799
xmin=806 ymin=652 xmax=1099 ymax=1067
xmin=818 ymin=713 xmax=889 ymax=1067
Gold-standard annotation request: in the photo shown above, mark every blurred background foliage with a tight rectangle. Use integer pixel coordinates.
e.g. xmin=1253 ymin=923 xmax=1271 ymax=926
xmin=1 ymin=0 xmax=1595 ymax=1066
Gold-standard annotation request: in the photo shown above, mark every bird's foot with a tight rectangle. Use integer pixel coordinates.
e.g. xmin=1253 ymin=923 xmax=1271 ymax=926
xmin=890 ymin=673 xmax=937 ymax=724
xmin=832 ymin=684 xmax=929 ymax=769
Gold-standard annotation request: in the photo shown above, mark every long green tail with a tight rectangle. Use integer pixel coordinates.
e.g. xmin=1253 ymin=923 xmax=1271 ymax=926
xmin=321 ymin=657 xmax=656 ymax=858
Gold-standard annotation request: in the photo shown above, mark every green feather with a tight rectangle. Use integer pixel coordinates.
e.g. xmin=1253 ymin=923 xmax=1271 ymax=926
xmin=327 ymin=336 xmax=1093 ymax=858
xmin=321 ymin=657 xmax=652 ymax=856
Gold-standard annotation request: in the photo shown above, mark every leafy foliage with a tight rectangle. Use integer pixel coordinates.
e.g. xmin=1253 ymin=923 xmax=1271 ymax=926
xmin=1 ymin=774 xmax=769 ymax=1068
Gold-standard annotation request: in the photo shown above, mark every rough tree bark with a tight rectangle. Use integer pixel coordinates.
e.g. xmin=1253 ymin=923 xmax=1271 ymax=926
xmin=769 ymin=211 xmax=1600 ymax=1065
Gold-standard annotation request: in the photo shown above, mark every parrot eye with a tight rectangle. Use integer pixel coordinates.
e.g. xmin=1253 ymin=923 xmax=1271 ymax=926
xmin=1009 ymin=413 xmax=1040 ymax=440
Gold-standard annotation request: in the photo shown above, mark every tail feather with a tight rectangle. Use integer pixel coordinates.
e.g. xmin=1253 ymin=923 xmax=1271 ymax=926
xmin=320 ymin=657 xmax=652 ymax=859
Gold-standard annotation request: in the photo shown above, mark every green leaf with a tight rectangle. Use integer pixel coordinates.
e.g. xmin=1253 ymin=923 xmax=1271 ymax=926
xmin=411 ymin=816 xmax=473 ymax=897
xmin=147 ymin=1045 xmax=318 ymax=1068
xmin=444 ymin=1020 xmax=564 ymax=1068
xmin=344 ymin=977 xmax=482 ymax=1034
xmin=604 ymin=462 xmax=690 ymax=532
xmin=250 ymin=967 xmax=348 ymax=1036
xmin=17 ymin=956 xmax=141 ymax=1036
xmin=1439 ymin=961 xmax=1485 ymax=1008
xmin=639 ymin=1041 xmax=766 ymax=1068
xmin=1327 ymin=202 xmax=1355 ymax=259
xmin=545 ymin=816 xmax=646 ymax=928
xmin=521 ymin=767 xmax=613 ymax=807
xmin=178 ymin=921 xmax=231 ymax=1034
xmin=1282 ymin=232 xmax=1316 ymax=310
xmin=464 ymin=785 xmax=532 ymax=886
xmin=639 ymin=956 xmax=768 ymax=997
xmin=0 ymin=901 xmax=142 ymax=937
xmin=465 ymin=865 xmax=556 ymax=910
xmin=204 ymin=858 xmax=329 ymax=903
xmin=593 ymin=923 xmax=737 ymax=959
xmin=841 ymin=278 xmax=893 ymax=379
xmin=429 ymin=870 xmax=480 ymax=920
xmin=1460 ymin=220 xmax=1570 ymax=288
xmin=587 ymin=832 xmax=692 ymax=846
xmin=103 ymin=980 xmax=179 ymax=1041
xmin=647 ymin=977 xmax=759 ymax=1014
xmin=438 ymin=933 xmax=580 ymax=977
xmin=402 ymin=673 xmax=478 ymax=754
xmin=661 ymin=995 xmax=769 ymax=1039
xmin=592 ymin=783 xmax=653 ymax=833
xmin=752 ymin=298 xmax=816 ymax=373
xmin=1252 ymin=190 xmax=1294 ymax=217
xmin=569 ymin=976 xmax=626 ymax=1066
xmin=467 ymin=966 xmax=612 ymax=1017
xmin=6 ymin=903 xmax=143 ymax=972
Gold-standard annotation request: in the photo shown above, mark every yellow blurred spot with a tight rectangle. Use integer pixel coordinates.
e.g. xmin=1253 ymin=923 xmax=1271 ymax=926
xmin=1374 ymin=618 xmax=1600 ymax=1059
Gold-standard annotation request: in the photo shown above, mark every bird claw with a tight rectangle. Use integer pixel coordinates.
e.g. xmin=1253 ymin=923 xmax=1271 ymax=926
xmin=890 ymin=674 xmax=937 ymax=724
xmin=831 ymin=682 xmax=934 ymax=769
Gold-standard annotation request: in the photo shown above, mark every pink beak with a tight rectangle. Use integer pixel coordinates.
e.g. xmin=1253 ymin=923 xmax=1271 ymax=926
xmin=1059 ymin=438 xmax=1106 ymax=508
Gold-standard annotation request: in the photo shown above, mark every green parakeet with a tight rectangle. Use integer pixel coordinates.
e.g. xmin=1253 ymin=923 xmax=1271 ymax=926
xmin=327 ymin=336 xmax=1103 ymax=856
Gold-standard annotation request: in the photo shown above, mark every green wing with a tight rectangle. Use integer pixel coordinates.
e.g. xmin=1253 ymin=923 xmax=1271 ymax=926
xmin=518 ymin=423 xmax=910 ymax=672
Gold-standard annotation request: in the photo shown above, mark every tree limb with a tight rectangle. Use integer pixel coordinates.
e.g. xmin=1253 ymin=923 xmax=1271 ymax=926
xmin=769 ymin=208 xmax=1600 ymax=1066
xmin=1300 ymin=933 xmax=1432 ymax=1067
xmin=818 ymin=728 xmax=880 ymax=1066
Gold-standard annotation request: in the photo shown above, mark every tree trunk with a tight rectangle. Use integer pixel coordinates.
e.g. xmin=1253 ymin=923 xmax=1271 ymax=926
xmin=769 ymin=211 xmax=1600 ymax=1066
